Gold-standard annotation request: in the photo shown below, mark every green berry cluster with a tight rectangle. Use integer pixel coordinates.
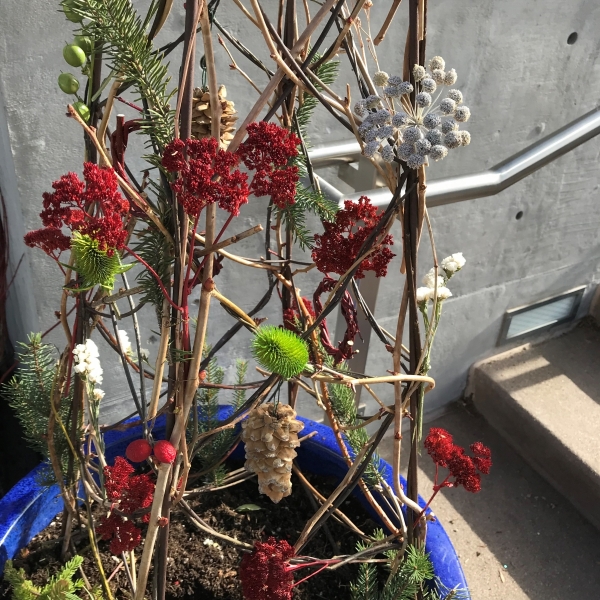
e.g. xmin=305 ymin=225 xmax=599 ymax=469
xmin=58 ymin=3 xmax=94 ymax=122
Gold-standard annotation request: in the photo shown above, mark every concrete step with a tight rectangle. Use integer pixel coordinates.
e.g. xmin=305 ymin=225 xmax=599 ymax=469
xmin=470 ymin=319 xmax=600 ymax=530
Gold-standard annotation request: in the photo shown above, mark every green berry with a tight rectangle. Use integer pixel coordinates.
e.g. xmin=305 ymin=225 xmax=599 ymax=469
xmin=58 ymin=73 xmax=80 ymax=95
xmin=61 ymin=1 xmax=83 ymax=22
xmin=73 ymin=35 xmax=93 ymax=55
xmin=251 ymin=326 xmax=309 ymax=380
xmin=63 ymin=44 xmax=86 ymax=68
xmin=72 ymin=101 xmax=90 ymax=122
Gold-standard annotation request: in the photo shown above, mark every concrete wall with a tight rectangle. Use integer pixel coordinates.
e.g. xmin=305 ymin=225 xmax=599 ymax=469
xmin=0 ymin=0 xmax=599 ymax=424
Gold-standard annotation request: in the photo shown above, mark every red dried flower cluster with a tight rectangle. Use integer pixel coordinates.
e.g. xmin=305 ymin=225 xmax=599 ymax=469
xmin=238 ymin=122 xmax=300 ymax=209
xmin=283 ymin=297 xmax=316 ymax=333
xmin=424 ymin=428 xmax=492 ymax=494
xmin=96 ymin=456 xmax=155 ymax=554
xmin=312 ymin=196 xmax=395 ymax=279
xmin=24 ymin=163 xmax=129 ymax=258
xmin=239 ymin=537 xmax=295 ymax=600
xmin=162 ymin=137 xmax=249 ymax=217
xmin=162 ymin=122 xmax=300 ymax=218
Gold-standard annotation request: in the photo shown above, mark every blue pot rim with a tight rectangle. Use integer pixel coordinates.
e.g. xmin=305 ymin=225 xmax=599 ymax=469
xmin=0 ymin=406 xmax=468 ymax=593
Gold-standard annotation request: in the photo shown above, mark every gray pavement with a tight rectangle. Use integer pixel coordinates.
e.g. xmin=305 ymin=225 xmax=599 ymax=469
xmin=379 ymin=404 xmax=600 ymax=600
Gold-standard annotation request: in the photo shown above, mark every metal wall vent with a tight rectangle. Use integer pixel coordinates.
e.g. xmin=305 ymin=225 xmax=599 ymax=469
xmin=498 ymin=286 xmax=585 ymax=344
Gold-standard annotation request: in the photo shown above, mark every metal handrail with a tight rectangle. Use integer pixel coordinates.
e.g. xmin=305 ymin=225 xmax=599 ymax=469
xmin=308 ymin=107 xmax=600 ymax=206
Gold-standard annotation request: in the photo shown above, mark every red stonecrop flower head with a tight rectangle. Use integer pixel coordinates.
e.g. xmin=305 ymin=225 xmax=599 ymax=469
xmin=239 ymin=537 xmax=295 ymax=600
xmin=96 ymin=514 xmax=142 ymax=555
xmin=24 ymin=163 xmax=130 ymax=258
xmin=96 ymin=456 xmax=155 ymax=554
xmin=238 ymin=122 xmax=300 ymax=171
xmin=312 ymin=196 xmax=395 ymax=279
xmin=238 ymin=122 xmax=300 ymax=210
xmin=24 ymin=227 xmax=71 ymax=259
xmin=424 ymin=428 xmax=492 ymax=494
xmin=161 ymin=123 xmax=300 ymax=219
xmin=162 ymin=137 xmax=250 ymax=217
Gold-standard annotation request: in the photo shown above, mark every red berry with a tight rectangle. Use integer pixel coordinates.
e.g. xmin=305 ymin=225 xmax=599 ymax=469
xmin=125 ymin=439 xmax=152 ymax=462
xmin=153 ymin=440 xmax=177 ymax=464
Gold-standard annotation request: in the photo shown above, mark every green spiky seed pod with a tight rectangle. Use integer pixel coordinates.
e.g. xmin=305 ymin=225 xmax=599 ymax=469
xmin=70 ymin=232 xmax=130 ymax=291
xmin=58 ymin=73 xmax=79 ymax=94
xmin=251 ymin=326 xmax=309 ymax=379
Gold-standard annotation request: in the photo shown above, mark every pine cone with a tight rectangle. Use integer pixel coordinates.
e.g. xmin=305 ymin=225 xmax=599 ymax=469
xmin=191 ymin=85 xmax=238 ymax=147
xmin=241 ymin=404 xmax=304 ymax=503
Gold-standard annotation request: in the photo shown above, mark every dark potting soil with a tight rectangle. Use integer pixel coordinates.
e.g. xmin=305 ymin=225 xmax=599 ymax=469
xmin=0 ymin=463 xmax=379 ymax=599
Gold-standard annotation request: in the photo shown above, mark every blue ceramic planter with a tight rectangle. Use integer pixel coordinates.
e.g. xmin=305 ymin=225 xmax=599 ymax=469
xmin=0 ymin=407 xmax=467 ymax=593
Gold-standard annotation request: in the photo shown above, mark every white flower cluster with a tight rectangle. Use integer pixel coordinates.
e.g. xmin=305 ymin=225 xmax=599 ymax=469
xmin=354 ymin=57 xmax=471 ymax=168
xmin=117 ymin=329 xmax=132 ymax=356
xmin=73 ymin=338 xmax=103 ymax=385
xmin=416 ymin=252 xmax=466 ymax=306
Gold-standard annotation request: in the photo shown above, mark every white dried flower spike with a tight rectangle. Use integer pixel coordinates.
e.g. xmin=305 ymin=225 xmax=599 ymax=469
xmin=392 ymin=112 xmax=409 ymax=128
xmin=441 ymin=118 xmax=458 ymax=134
xmin=421 ymin=78 xmax=437 ymax=93
xmin=460 ymin=131 xmax=471 ymax=146
xmin=398 ymin=142 xmax=414 ymax=160
xmin=426 ymin=130 xmax=443 ymax=145
xmin=373 ymin=71 xmax=389 ymax=86
xmin=436 ymin=287 xmax=453 ymax=300
xmin=430 ymin=145 xmax=448 ymax=161
xmin=447 ymin=89 xmax=463 ymax=104
xmin=444 ymin=131 xmax=462 ymax=149
xmin=416 ymin=92 xmax=432 ymax=108
xmin=429 ymin=56 xmax=445 ymax=70
xmin=431 ymin=69 xmax=445 ymax=84
xmin=454 ymin=106 xmax=471 ymax=122
xmin=354 ymin=100 xmax=367 ymax=116
xmin=366 ymin=94 xmax=382 ymax=109
xmin=415 ymin=139 xmax=432 ymax=156
xmin=444 ymin=69 xmax=457 ymax=85
xmin=398 ymin=81 xmax=414 ymax=95
xmin=384 ymin=85 xmax=402 ymax=98
xmin=117 ymin=329 xmax=133 ymax=356
xmin=407 ymin=153 xmax=425 ymax=169
xmin=364 ymin=128 xmax=379 ymax=143
xmin=373 ymin=109 xmax=392 ymax=125
xmin=381 ymin=145 xmax=395 ymax=163
xmin=413 ymin=64 xmax=427 ymax=82
xmin=423 ymin=114 xmax=441 ymax=130
xmin=73 ymin=339 xmax=103 ymax=385
xmin=439 ymin=98 xmax=456 ymax=115
xmin=140 ymin=348 xmax=150 ymax=360
xmin=441 ymin=252 xmax=466 ymax=275
xmin=378 ymin=125 xmax=394 ymax=139
xmin=363 ymin=140 xmax=381 ymax=158
xmin=416 ymin=287 xmax=432 ymax=304
xmin=422 ymin=270 xmax=446 ymax=289
xmin=403 ymin=126 xmax=422 ymax=143
xmin=93 ymin=388 xmax=105 ymax=401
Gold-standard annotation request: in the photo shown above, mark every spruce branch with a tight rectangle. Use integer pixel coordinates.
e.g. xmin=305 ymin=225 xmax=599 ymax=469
xmin=71 ymin=0 xmax=175 ymax=153
xmin=1 ymin=334 xmax=71 ymax=484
